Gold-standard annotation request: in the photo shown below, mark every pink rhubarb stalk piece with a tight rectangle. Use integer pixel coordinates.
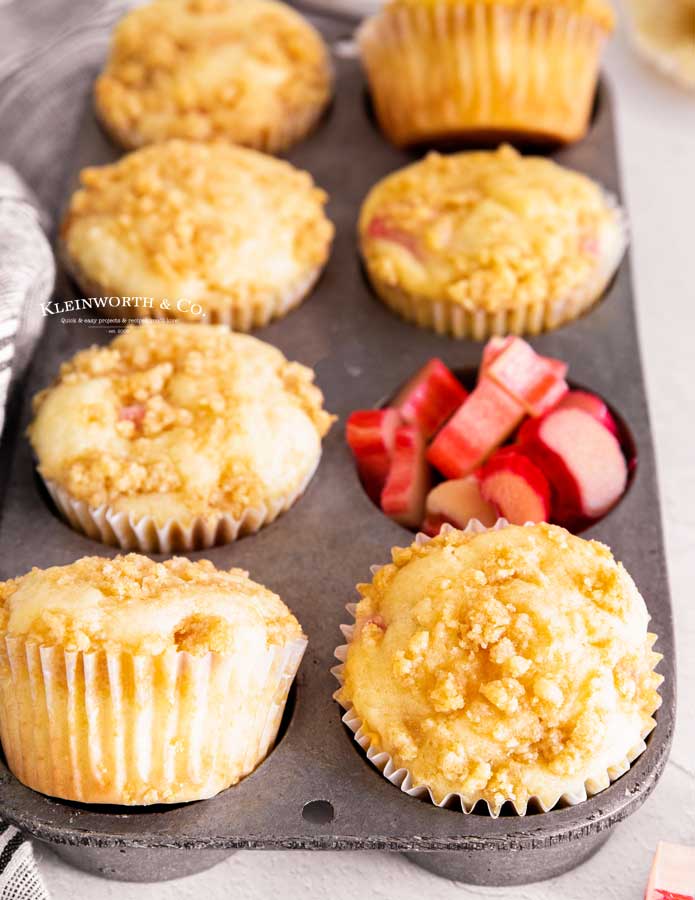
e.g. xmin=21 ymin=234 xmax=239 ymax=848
xmin=481 ymin=336 xmax=514 ymax=372
xmin=557 ymin=389 xmax=619 ymax=437
xmin=381 ymin=425 xmax=431 ymax=528
xmin=346 ymin=408 xmax=401 ymax=503
xmin=366 ymin=216 xmax=422 ymax=258
xmin=645 ymin=842 xmax=695 ymax=900
xmin=484 ymin=336 xmax=569 ymax=417
xmin=118 ymin=403 xmax=146 ymax=427
xmin=427 ymin=378 xmax=525 ymax=479
xmin=480 ymin=447 xmax=551 ymax=525
xmin=394 ymin=358 xmax=468 ymax=439
xmin=518 ymin=407 xmax=628 ymax=522
xmin=422 ymin=475 xmax=499 ymax=536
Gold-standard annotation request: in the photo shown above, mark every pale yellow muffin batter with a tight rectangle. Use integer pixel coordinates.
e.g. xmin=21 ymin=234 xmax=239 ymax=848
xmin=95 ymin=0 xmax=332 ymax=153
xmin=61 ymin=141 xmax=334 ymax=329
xmin=337 ymin=524 xmax=662 ymax=814
xmin=28 ymin=323 xmax=334 ymax=537
xmin=358 ymin=146 xmax=626 ymax=338
xmin=0 ymin=555 xmax=306 ymax=804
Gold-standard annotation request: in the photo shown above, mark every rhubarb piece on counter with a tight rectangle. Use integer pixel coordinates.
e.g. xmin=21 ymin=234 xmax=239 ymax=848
xmin=427 ymin=378 xmax=525 ymax=479
xmin=557 ymin=389 xmax=619 ymax=436
xmin=645 ymin=842 xmax=695 ymax=900
xmin=394 ymin=358 xmax=468 ymax=438
xmin=422 ymin=475 xmax=499 ymax=536
xmin=481 ymin=336 xmax=513 ymax=371
xmin=480 ymin=448 xmax=551 ymax=525
xmin=381 ymin=426 xmax=431 ymax=528
xmin=346 ymin=408 xmax=400 ymax=503
xmin=519 ymin=407 xmax=628 ymax=522
xmin=484 ymin=336 xmax=569 ymax=417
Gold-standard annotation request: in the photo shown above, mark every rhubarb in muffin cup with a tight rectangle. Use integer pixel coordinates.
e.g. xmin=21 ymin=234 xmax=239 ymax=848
xmin=0 ymin=555 xmax=306 ymax=804
xmin=334 ymin=521 xmax=662 ymax=815
xmin=28 ymin=323 xmax=334 ymax=552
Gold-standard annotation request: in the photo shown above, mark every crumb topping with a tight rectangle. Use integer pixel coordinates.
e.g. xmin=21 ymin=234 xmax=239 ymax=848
xmin=359 ymin=145 xmax=622 ymax=314
xmin=386 ymin=0 xmax=615 ymax=30
xmin=0 ymin=554 xmax=303 ymax=655
xmin=94 ymin=0 xmax=333 ymax=151
xmin=28 ymin=323 xmax=334 ymax=522
xmin=61 ymin=140 xmax=334 ymax=316
xmin=338 ymin=523 xmax=662 ymax=811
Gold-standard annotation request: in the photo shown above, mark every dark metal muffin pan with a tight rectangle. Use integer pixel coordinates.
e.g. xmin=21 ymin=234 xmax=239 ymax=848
xmin=0 ymin=12 xmax=675 ymax=887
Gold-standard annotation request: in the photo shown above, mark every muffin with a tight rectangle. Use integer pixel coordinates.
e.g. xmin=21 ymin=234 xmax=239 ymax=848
xmin=335 ymin=522 xmax=662 ymax=815
xmin=0 ymin=554 xmax=306 ymax=804
xmin=95 ymin=0 xmax=332 ymax=154
xmin=358 ymin=0 xmax=615 ymax=147
xmin=358 ymin=145 xmax=626 ymax=339
xmin=624 ymin=0 xmax=695 ymax=89
xmin=60 ymin=140 xmax=334 ymax=329
xmin=27 ymin=323 xmax=334 ymax=552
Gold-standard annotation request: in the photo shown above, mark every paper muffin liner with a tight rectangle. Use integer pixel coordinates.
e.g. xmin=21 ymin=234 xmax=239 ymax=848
xmin=0 ymin=632 xmax=306 ymax=805
xmin=60 ymin=243 xmax=325 ymax=331
xmin=332 ymin=519 xmax=661 ymax=817
xmin=358 ymin=2 xmax=610 ymax=147
xmin=364 ymin=195 xmax=627 ymax=340
xmin=42 ymin=459 xmax=319 ymax=553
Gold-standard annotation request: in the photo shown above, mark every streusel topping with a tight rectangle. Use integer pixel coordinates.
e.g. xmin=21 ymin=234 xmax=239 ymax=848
xmin=95 ymin=0 xmax=332 ymax=151
xmin=0 ymin=554 xmax=303 ymax=655
xmin=359 ymin=145 xmax=623 ymax=314
xmin=337 ymin=524 xmax=662 ymax=812
xmin=61 ymin=140 xmax=334 ymax=317
xmin=28 ymin=323 xmax=334 ymax=523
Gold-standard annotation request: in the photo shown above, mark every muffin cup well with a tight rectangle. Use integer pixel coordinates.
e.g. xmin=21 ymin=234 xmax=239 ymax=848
xmin=363 ymin=198 xmax=627 ymax=340
xmin=60 ymin=242 xmax=325 ymax=331
xmin=0 ymin=633 xmax=306 ymax=805
xmin=42 ymin=458 xmax=319 ymax=553
xmin=358 ymin=2 xmax=610 ymax=148
xmin=332 ymin=519 xmax=661 ymax=817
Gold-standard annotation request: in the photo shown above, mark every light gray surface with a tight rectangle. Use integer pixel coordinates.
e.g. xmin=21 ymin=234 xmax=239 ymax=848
xmin=3 ymin=10 xmax=695 ymax=900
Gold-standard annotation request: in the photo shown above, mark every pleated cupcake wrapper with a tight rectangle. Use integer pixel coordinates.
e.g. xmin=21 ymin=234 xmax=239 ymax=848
xmin=60 ymin=241 xmax=324 ymax=332
xmin=332 ymin=518 xmax=659 ymax=817
xmin=43 ymin=461 xmax=318 ymax=552
xmin=358 ymin=2 xmax=609 ymax=147
xmin=366 ymin=196 xmax=627 ymax=340
xmin=0 ymin=634 xmax=307 ymax=804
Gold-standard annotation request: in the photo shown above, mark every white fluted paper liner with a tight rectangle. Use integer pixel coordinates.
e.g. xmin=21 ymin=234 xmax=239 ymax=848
xmin=42 ymin=459 xmax=319 ymax=553
xmin=0 ymin=633 xmax=306 ymax=804
xmin=60 ymin=244 xmax=324 ymax=331
xmin=332 ymin=519 xmax=658 ymax=817
xmin=366 ymin=197 xmax=628 ymax=340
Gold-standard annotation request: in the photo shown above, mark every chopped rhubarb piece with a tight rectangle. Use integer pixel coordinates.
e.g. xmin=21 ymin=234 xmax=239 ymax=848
xmin=481 ymin=336 xmax=513 ymax=372
xmin=394 ymin=358 xmax=468 ymax=438
xmin=645 ymin=842 xmax=695 ymax=900
xmin=422 ymin=475 xmax=498 ymax=536
xmin=346 ymin=408 xmax=400 ymax=503
xmin=381 ymin=426 xmax=431 ymax=528
xmin=484 ymin=336 xmax=568 ymax=417
xmin=118 ymin=404 xmax=146 ymax=427
xmin=480 ymin=448 xmax=551 ymax=525
xmin=427 ymin=378 xmax=525 ymax=479
xmin=557 ymin=390 xmax=619 ymax=436
xmin=518 ymin=407 xmax=628 ymax=522
xmin=366 ymin=216 xmax=421 ymax=258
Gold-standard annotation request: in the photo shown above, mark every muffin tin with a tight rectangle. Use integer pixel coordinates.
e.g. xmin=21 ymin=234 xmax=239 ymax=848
xmin=0 ymin=12 xmax=675 ymax=887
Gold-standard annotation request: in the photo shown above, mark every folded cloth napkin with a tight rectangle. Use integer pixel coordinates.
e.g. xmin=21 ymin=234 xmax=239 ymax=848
xmin=0 ymin=824 xmax=49 ymax=900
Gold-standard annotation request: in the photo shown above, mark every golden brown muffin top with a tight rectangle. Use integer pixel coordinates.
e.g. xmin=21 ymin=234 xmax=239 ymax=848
xmin=61 ymin=140 xmax=333 ymax=316
xmin=95 ymin=0 xmax=333 ymax=150
xmin=337 ymin=524 xmax=662 ymax=813
xmin=28 ymin=323 xmax=334 ymax=523
xmin=359 ymin=145 xmax=623 ymax=314
xmin=0 ymin=554 xmax=304 ymax=656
